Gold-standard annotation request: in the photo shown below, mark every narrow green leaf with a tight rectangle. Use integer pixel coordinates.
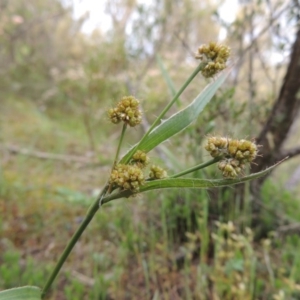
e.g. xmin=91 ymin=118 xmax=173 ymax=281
xmin=102 ymin=160 xmax=285 ymax=205
xmin=139 ymin=162 xmax=280 ymax=192
xmin=120 ymin=69 xmax=230 ymax=163
xmin=0 ymin=286 xmax=41 ymax=300
xmin=156 ymin=55 xmax=181 ymax=107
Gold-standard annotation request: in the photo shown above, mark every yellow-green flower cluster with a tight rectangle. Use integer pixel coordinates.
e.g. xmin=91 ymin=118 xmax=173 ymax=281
xmin=218 ymin=159 xmax=245 ymax=178
xmin=205 ymin=136 xmax=229 ymax=157
xmin=109 ymin=164 xmax=144 ymax=192
xmin=205 ymin=136 xmax=258 ymax=178
xmin=132 ymin=150 xmax=150 ymax=168
xmin=108 ymin=96 xmax=142 ymax=127
xmin=227 ymin=139 xmax=257 ymax=162
xmin=110 ymin=151 xmax=168 ymax=192
xmin=149 ymin=165 xmax=168 ymax=179
xmin=195 ymin=42 xmax=230 ymax=78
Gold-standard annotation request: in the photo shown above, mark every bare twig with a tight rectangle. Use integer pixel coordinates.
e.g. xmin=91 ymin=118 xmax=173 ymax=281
xmin=2 ymin=144 xmax=93 ymax=164
xmin=242 ymin=2 xmax=290 ymax=54
xmin=278 ymin=146 xmax=300 ymax=161
xmin=69 ymin=270 xmax=95 ymax=287
xmin=278 ymin=222 xmax=300 ymax=234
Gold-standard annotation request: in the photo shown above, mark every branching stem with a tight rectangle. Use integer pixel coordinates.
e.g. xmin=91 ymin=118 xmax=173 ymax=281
xmin=170 ymin=157 xmax=221 ymax=178
xmin=123 ymin=62 xmax=205 ymax=164
xmin=113 ymin=123 xmax=127 ymax=168
xmin=41 ymin=186 xmax=108 ymax=298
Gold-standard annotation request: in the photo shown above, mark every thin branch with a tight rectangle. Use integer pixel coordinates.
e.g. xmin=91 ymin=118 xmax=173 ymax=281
xmin=69 ymin=270 xmax=95 ymax=287
xmin=41 ymin=186 xmax=109 ymax=298
xmin=278 ymin=222 xmax=300 ymax=234
xmin=242 ymin=2 xmax=290 ymax=54
xmin=2 ymin=144 xmax=93 ymax=164
xmin=253 ymin=41 xmax=276 ymax=95
xmin=277 ymin=145 xmax=300 ymax=161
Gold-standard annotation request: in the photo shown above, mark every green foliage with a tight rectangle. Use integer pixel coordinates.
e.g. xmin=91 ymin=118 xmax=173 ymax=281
xmin=0 ymin=251 xmax=45 ymax=294
xmin=121 ymin=70 xmax=230 ymax=163
xmin=0 ymin=1 xmax=78 ymax=98
xmin=64 ymin=277 xmax=85 ymax=300
xmin=0 ymin=286 xmax=41 ymax=300
xmin=1 ymin=0 xmax=299 ymax=299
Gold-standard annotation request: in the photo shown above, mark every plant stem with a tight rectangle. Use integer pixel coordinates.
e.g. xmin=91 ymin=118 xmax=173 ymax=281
xmin=170 ymin=157 xmax=221 ymax=178
xmin=113 ymin=123 xmax=127 ymax=167
xmin=42 ymin=123 xmax=128 ymax=297
xmin=106 ymin=123 xmax=127 ymax=195
xmin=123 ymin=62 xmax=205 ymax=164
xmin=41 ymin=187 xmax=108 ymax=299
xmin=100 ymin=158 xmax=222 ymax=205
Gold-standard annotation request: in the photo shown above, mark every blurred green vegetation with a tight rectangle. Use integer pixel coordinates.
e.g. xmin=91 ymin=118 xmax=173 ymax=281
xmin=1 ymin=0 xmax=300 ymax=299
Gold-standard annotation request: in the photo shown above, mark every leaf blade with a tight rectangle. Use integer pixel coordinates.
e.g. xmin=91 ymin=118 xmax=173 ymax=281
xmin=102 ymin=160 xmax=286 ymax=205
xmin=120 ymin=69 xmax=230 ymax=163
xmin=139 ymin=162 xmax=279 ymax=192
xmin=0 ymin=286 xmax=41 ymax=300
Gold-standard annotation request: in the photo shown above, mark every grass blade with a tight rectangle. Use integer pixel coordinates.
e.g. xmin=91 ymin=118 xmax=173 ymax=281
xmin=102 ymin=159 xmax=286 ymax=204
xmin=0 ymin=286 xmax=41 ymax=300
xmin=120 ymin=69 xmax=230 ymax=163
xmin=139 ymin=161 xmax=281 ymax=192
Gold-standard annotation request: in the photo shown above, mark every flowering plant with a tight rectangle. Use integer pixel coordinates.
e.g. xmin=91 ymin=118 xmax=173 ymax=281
xmin=0 ymin=43 xmax=282 ymax=300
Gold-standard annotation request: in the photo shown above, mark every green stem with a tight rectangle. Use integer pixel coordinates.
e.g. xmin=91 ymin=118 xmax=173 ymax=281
xmin=102 ymin=189 xmax=132 ymax=205
xmin=113 ymin=123 xmax=127 ymax=167
xmin=100 ymin=158 xmax=222 ymax=206
xmin=170 ymin=157 xmax=221 ymax=178
xmin=42 ymin=123 xmax=128 ymax=297
xmin=41 ymin=187 xmax=108 ymax=299
xmin=106 ymin=123 xmax=127 ymax=195
xmin=123 ymin=62 xmax=205 ymax=164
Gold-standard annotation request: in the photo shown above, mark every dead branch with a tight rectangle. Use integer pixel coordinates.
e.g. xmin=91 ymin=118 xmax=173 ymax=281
xmin=2 ymin=144 xmax=93 ymax=164
xmin=278 ymin=146 xmax=300 ymax=161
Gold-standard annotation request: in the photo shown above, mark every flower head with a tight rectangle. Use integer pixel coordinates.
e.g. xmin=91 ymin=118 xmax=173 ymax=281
xmin=195 ymin=42 xmax=230 ymax=78
xmin=108 ymin=96 xmax=142 ymax=127
xmin=132 ymin=150 xmax=150 ymax=168
xmin=218 ymin=159 xmax=245 ymax=178
xmin=149 ymin=165 xmax=168 ymax=179
xmin=204 ymin=136 xmax=229 ymax=157
xmin=205 ymin=136 xmax=258 ymax=178
xmin=110 ymin=164 xmax=144 ymax=192
xmin=227 ymin=139 xmax=258 ymax=163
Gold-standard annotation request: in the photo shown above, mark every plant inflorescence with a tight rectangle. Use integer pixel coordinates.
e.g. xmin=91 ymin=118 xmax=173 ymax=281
xmin=195 ymin=42 xmax=230 ymax=78
xmin=205 ymin=136 xmax=258 ymax=178
xmin=108 ymin=95 xmax=142 ymax=127
xmin=4 ymin=41 xmax=283 ymax=300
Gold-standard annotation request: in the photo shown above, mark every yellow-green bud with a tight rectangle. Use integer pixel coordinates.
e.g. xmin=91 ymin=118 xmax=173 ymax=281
xmin=205 ymin=136 xmax=229 ymax=157
xmin=110 ymin=164 xmax=145 ymax=192
xmin=217 ymin=158 xmax=245 ymax=178
xmin=132 ymin=150 xmax=150 ymax=168
xmin=108 ymin=96 xmax=142 ymax=127
xmin=149 ymin=165 xmax=168 ymax=179
xmin=195 ymin=42 xmax=230 ymax=78
xmin=205 ymin=136 xmax=258 ymax=165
